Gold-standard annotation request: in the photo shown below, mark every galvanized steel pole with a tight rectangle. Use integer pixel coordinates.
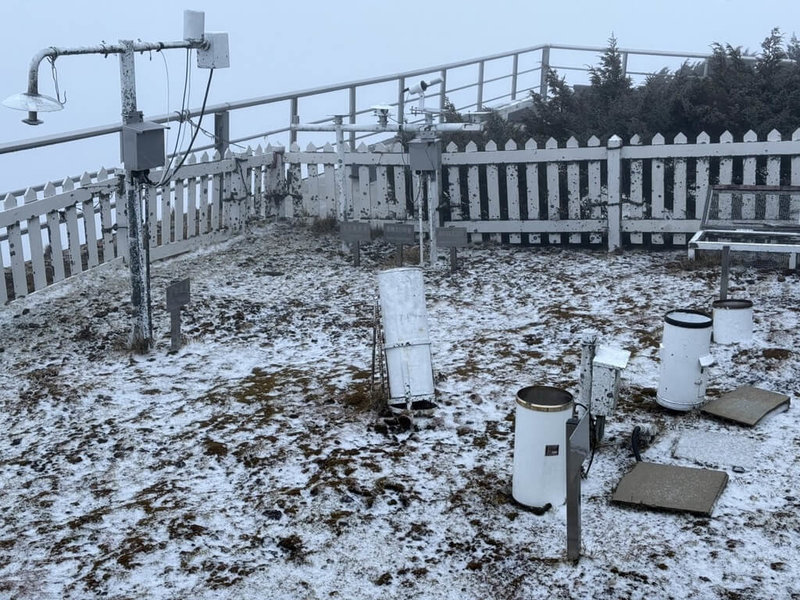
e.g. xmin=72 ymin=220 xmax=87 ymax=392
xmin=119 ymin=40 xmax=152 ymax=351
xmin=334 ymin=116 xmax=347 ymax=222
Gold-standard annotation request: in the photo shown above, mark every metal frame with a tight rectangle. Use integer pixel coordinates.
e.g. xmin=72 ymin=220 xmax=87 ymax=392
xmin=688 ymin=184 xmax=800 ymax=272
xmin=689 ymin=185 xmax=800 ymax=298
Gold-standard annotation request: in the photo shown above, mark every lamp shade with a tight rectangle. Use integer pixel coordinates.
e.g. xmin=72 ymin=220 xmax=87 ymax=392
xmin=3 ymin=92 xmax=64 ymax=112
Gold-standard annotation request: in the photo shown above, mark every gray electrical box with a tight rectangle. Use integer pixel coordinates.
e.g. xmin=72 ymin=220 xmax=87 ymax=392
xmin=197 ymin=32 xmax=230 ymax=69
xmin=121 ymin=121 xmax=166 ymax=171
xmin=409 ymin=137 xmax=441 ymax=172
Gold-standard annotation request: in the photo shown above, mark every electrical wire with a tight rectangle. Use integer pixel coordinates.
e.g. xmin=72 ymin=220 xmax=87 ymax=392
xmin=166 ymin=68 xmax=215 ymax=181
xmin=47 ymin=56 xmax=66 ymax=105
xmin=186 ymin=118 xmax=249 ymax=151
xmin=582 ymin=417 xmax=597 ymax=479
xmin=159 ymin=49 xmax=192 ymax=186
xmin=158 ymin=49 xmax=170 ymax=165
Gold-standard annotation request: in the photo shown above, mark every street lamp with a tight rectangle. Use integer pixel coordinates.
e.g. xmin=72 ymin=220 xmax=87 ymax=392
xmin=2 ymin=90 xmax=63 ymax=126
xmin=3 ymin=10 xmax=229 ymax=352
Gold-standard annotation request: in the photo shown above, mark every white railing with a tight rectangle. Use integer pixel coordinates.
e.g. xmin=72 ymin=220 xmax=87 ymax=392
xmin=1 ymin=43 xmax=715 ymax=199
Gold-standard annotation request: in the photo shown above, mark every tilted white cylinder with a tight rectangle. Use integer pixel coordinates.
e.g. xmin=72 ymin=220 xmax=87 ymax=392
xmin=377 ymin=268 xmax=434 ymax=407
xmin=512 ymin=386 xmax=574 ymax=509
xmin=712 ymin=299 xmax=753 ymax=345
xmin=657 ymin=310 xmax=714 ymax=411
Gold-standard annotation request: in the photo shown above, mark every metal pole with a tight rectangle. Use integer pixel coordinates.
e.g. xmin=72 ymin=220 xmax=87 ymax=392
xmin=720 ymin=245 xmax=730 ymax=301
xmin=289 ymin=97 xmax=298 ymax=146
xmin=170 ymin=309 xmax=181 ymax=352
xmin=476 ymin=61 xmax=485 ymax=111
xmin=566 ymin=417 xmax=581 ymax=562
xmin=334 ymin=116 xmax=347 ymax=222
xmin=418 ymin=173 xmax=424 ymax=266
xmin=566 ymin=412 xmax=590 ymax=563
xmin=511 ymin=53 xmax=519 ymax=100
xmin=348 ymin=86 xmax=357 ymax=153
xmin=119 ymin=40 xmax=151 ymax=350
xmin=397 ymin=76 xmax=406 ymax=125
xmin=579 ymin=333 xmax=597 ymax=416
xmin=428 ymin=170 xmax=439 ymax=265
xmin=439 ymin=69 xmax=447 ymax=118
xmin=540 ymin=46 xmax=551 ymax=98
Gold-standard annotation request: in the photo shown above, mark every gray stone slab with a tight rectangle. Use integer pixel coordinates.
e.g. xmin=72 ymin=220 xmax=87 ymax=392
xmin=702 ymin=385 xmax=790 ymax=427
xmin=612 ymin=462 xmax=728 ymax=516
xmin=672 ymin=431 xmax=758 ymax=471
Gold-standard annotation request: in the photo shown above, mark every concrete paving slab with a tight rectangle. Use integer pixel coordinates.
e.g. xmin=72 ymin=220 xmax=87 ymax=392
xmin=672 ymin=431 xmax=758 ymax=471
xmin=702 ymin=385 xmax=790 ymax=426
xmin=612 ymin=462 xmax=728 ymax=516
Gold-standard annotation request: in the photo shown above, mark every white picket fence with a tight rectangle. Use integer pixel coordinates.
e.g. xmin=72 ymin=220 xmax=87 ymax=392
xmin=285 ymin=128 xmax=800 ymax=249
xmin=0 ymin=146 xmax=285 ymax=304
xmin=3 ymin=128 xmax=800 ymax=304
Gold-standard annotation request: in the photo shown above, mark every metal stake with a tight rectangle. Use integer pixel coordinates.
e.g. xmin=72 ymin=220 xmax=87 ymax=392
xmin=720 ymin=245 xmax=730 ymax=301
xmin=170 ymin=309 xmax=182 ymax=352
xmin=428 ymin=170 xmax=439 ymax=266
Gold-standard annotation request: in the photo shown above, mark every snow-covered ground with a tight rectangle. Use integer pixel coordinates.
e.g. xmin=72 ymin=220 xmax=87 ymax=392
xmin=0 ymin=223 xmax=797 ymax=599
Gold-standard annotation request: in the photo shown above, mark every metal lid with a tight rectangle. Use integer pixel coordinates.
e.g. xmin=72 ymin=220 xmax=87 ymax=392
xmin=664 ymin=309 xmax=712 ymax=329
xmin=378 ymin=266 xmax=422 ymax=275
xmin=712 ymin=299 xmax=753 ymax=310
xmin=516 ymin=385 xmax=573 ymax=412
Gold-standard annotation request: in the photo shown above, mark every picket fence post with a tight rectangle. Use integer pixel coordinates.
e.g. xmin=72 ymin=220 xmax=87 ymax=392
xmin=606 ymin=135 xmax=623 ymax=252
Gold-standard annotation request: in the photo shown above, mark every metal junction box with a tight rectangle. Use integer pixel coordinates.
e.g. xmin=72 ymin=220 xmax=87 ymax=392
xmin=121 ymin=121 xmax=166 ymax=171
xmin=197 ymin=32 xmax=230 ymax=69
xmin=590 ymin=345 xmax=630 ymax=417
xmin=408 ymin=137 xmax=441 ymax=172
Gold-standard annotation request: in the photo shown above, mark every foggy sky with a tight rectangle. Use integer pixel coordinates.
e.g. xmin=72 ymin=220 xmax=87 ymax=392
xmin=1 ymin=0 xmax=798 ymax=193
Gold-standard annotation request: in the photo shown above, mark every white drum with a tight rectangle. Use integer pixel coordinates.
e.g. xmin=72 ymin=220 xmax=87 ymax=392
xmin=512 ymin=386 xmax=574 ymax=509
xmin=712 ymin=299 xmax=753 ymax=345
xmin=656 ymin=310 xmax=714 ymax=411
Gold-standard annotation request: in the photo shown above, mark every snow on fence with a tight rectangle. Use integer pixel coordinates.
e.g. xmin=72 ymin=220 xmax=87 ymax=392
xmin=3 ymin=129 xmax=800 ymax=304
xmin=0 ymin=146 xmax=285 ymax=304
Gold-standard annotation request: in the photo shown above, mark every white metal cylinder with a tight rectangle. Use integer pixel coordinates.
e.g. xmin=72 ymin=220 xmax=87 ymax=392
xmin=656 ymin=310 xmax=713 ymax=411
xmin=512 ymin=386 xmax=574 ymax=509
xmin=377 ymin=268 xmax=434 ymax=408
xmin=712 ymin=299 xmax=753 ymax=344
